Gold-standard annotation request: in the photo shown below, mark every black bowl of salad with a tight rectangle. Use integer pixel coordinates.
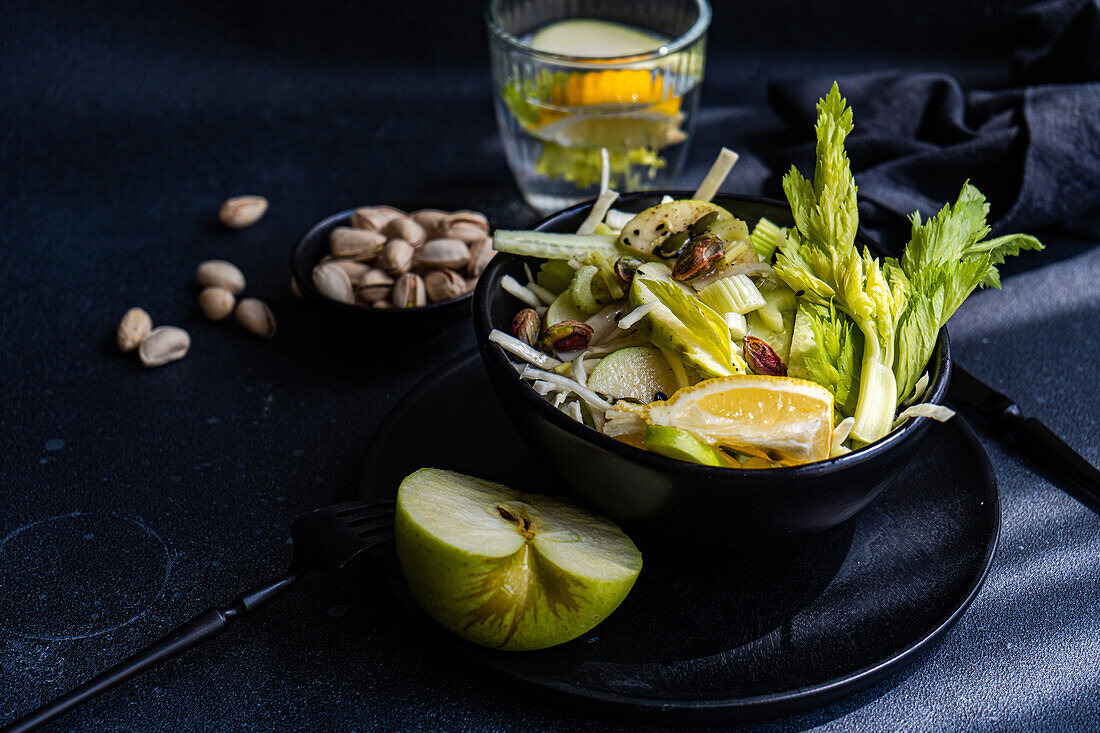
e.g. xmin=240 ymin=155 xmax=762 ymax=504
xmin=473 ymin=88 xmax=1039 ymax=545
xmin=474 ymin=191 xmax=954 ymax=544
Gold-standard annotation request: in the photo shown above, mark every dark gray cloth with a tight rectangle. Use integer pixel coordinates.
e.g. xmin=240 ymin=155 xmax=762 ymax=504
xmin=768 ymin=0 xmax=1100 ymax=250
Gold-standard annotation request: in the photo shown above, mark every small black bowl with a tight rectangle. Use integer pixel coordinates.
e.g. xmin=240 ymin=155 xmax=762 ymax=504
xmin=473 ymin=191 xmax=951 ymax=545
xmin=291 ymin=209 xmax=474 ymax=341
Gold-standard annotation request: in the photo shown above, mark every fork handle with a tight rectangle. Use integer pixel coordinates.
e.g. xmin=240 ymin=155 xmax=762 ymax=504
xmin=4 ymin=569 xmax=305 ymax=733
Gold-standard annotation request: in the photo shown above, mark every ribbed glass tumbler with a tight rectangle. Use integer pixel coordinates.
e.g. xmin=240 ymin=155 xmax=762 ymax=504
xmin=487 ymin=0 xmax=711 ymax=213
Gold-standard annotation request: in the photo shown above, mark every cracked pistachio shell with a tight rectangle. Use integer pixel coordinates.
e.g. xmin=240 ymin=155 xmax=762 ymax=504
xmin=392 ymin=273 xmax=427 ymax=308
xmin=424 ymin=269 xmax=467 ymax=302
xmin=357 ymin=269 xmax=395 ymax=304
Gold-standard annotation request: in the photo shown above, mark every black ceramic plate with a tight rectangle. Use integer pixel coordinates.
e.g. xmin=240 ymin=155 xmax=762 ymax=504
xmin=359 ymin=353 xmax=1000 ymax=725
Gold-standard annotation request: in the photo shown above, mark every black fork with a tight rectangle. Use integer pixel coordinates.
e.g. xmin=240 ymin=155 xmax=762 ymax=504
xmin=3 ymin=500 xmax=396 ymax=733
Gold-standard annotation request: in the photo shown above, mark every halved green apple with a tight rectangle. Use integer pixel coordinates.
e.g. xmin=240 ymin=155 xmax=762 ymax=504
xmin=394 ymin=468 xmax=642 ymax=651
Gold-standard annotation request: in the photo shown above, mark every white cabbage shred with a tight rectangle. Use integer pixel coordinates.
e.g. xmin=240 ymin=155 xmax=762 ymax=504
xmin=488 ymin=329 xmax=561 ymax=370
xmin=893 ymin=403 xmax=956 ymax=428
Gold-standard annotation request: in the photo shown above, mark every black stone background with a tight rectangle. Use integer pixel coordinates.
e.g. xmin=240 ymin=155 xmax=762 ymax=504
xmin=2 ymin=0 xmax=1098 ymax=730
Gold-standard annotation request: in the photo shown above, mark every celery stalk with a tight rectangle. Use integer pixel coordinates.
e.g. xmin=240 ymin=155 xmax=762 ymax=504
xmin=698 ymin=275 xmax=766 ymax=315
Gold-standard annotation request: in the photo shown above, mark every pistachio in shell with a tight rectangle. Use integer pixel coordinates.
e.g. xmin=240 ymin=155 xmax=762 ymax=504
xmin=357 ymin=268 xmax=395 ymax=304
xmin=392 ymin=272 xmax=427 ymax=308
xmin=671 ymin=233 xmax=724 ymax=281
xmin=511 ymin=308 xmax=541 ymax=347
xmin=743 ymin=335 xmax=787 ymax=376
xmin=329 ymin=226 xmax=386 ymax=259
xmin=424 ymin=269 xmax=467 ymax=302
xmin=541 ymin=320 xmax=594 ymax=352
xmin=414 ymin=238 xmax=469 ymax=270
xmin=383 ymin=216 xmax=426 ymax=247
xmin=613 ymin=255 xmax=645 ymax=284
xmin=350 ymin=205 xmax=404 ymax=231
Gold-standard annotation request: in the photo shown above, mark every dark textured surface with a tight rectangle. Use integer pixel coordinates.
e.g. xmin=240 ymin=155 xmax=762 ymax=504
xmin=358 ymin=354 xmax=998 ymax=724
xmin=2 ymin=0 xmax=1099 ymax=730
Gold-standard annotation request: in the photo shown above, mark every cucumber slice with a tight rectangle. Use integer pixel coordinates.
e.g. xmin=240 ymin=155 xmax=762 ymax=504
xmin=618 ymin=200 xmax=732 ymax=256
xmin=586 ymin=346 xmax=679 ymax=403
xmin=493 ymin=230 xmax=634 ymax=261
xmin=644 ymin=425 xmax=725 ymax=467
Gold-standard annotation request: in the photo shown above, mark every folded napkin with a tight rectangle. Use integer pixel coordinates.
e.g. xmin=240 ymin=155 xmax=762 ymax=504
xmin=767 ymin=0 xmax=1100 ymax=251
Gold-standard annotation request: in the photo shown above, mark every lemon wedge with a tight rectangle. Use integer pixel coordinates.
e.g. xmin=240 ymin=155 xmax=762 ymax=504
xmin=644 ymin=376 xmax=834 ymax=466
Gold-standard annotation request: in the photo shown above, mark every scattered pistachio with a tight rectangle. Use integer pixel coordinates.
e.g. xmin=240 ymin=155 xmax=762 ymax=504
xmin=392 ymin=273 xmax=427 ymax=308
xmin=196 ymin=259 xmax=246 ymax=294
xmin=743 ymin=335 xmax=787 ymax=376
xmin=219 ymin=195 xmax=268 ymax=229
xmin=541 ymin=320 xmax=594 ymax=352
xmin=198 ymin=286 xmax=236 ymax=321
xmin=613 ymin=255 xmax=645 ymax=284
xmin=378 ymin=239 xmax=414 ymax=276
xmin=117 ymin=307 xmax=152 ymax=352
xmin=139 ymin=326 xmax=190 ymax=367
xmin=373 ymin=300 xmax=393 ymax=309
xmin=312 ymin=262 xmax=354 ymax=304
xmin=383 ymin=217 xmax=426 ymax=247
xmin=290 ymin=277 xmax=303 ymax=300
xmin=236 ymin=297 xmax=277 ymax=338
xmin=357 ymin=269 xmax=395 ymax=304
xmin=329 ymin=227 xmax=386 ymax=259
xmin=350 ymin=205 xmax=404 ymax=231
xmin=511 ymin=308 xmax=541 ymax=347
xmin=657 ymin=230 xmax=691 ymax=258
xmin=672 ymin=234 xmax=724 ymax=281
xmin=415 ymin=238 xmax=469 ymax=269
xmin=424 ymin=269 xmax=467 ymax=302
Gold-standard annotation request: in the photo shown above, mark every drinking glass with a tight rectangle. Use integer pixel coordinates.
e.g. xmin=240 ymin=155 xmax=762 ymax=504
xmin=487 ymin=0 xmax=711 ymax=214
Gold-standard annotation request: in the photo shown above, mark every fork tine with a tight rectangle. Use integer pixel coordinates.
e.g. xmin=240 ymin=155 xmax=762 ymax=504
xmin=353 ymin=518 xmax=394 ymax=539
xmin=331 ymin=499 xmax=395 ymax=518
xmin=345 ymin=508 xmax=396 ymax=528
